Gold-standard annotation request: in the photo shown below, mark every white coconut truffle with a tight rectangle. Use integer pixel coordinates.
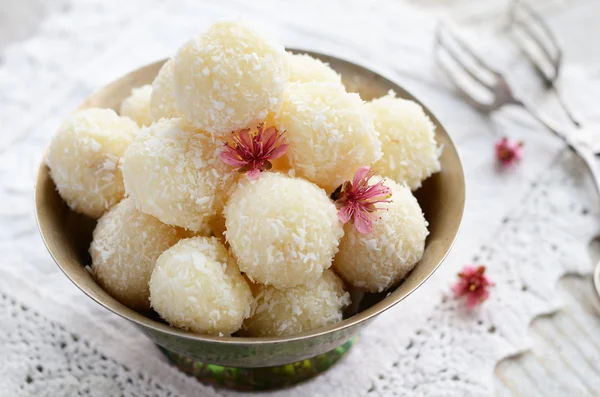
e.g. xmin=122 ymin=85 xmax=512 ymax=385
xmin=367 ymin=92 xmax=441 ymax=190
xmin=288 ymin=53 xmax=343 ymax=85
xmin=122 ymin=118 xmax=237 ymax=232
xmin=173 ymin=19 xmax=289 ymax=136
xmin=149 ymin=236 xmax=253 ymax=335
xmin=150 ymin=59 xmax=181 ymax=121
xmin=120 ymin=84 xmax=153 ymax=127
xmin=224 ymin=173 xmax=344 ymax=289
xmin=46 ymin=108 xmax=139 ymax=218
xmin=275 ymin=82 xmax=382 ymax=191
xmin=334 ymin=178 xmax=428 ymax=292
xmin=90 ymin=197 xmax=186 ymax=312
xmin=243 ymin=270 xmax=350 ymax=337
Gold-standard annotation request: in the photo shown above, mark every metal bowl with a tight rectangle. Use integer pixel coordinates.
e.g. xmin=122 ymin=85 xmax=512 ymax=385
xmin=35 ymin=50 xmax=465 ymax=370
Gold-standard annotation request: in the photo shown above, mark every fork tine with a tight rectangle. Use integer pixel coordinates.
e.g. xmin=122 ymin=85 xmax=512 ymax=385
xmin=434 ymin=39 xmax=496 ymax=112
xmin=511 ymin=0 xmax=560 ymax=56
xmin=436 ymin=22 xmax=503 ymax=77
xmin=509 ymin=0 xmax=580 ymax=126
xmin=509 ymin=0 xmax=561 ymax=81
xmin=435 ymin=24 xmax=497 ymax=91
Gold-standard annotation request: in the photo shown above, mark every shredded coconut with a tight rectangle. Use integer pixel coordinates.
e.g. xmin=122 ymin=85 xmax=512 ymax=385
xmin=149 ymin=236 xmax=253 ymax=335
xmin=334 ymin=178 xmax=429 ymax=292
xmin=46 ymin=108 xmax=139 ymax=218
xmin=224 ymin=173 xmax=344 ymax=289
xmin=243 ymin=270 xmax=350 ymax=337
xmin=367 ymin=91 xmax=441 ymax=190
xmin=173 ymin=19 xmax=289 ymax=136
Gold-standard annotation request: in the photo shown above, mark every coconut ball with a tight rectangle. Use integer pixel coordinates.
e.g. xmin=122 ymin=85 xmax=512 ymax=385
xmin=120 ymin=84 xmax=153 ymax=127
xmin=122 ymin=118 xmax=237 ymax=232
xmin=46 ymin=108 xmax=139 ymax=218
xmin=288 ymin=53 xmax=343 ymax=85
xmin=367 ymin=92 xmax=441 ymax=190
xmin=224 ymin=173 xmax=344 ymax=289
xmin=334 ymin=178 xmax=428 ymax=292
xmin=243 ymin=270 xmax=350 ymax=337
xmin=173 ymin=19 xmax=289 ymax=136
xmin=150 ymin=59 xmax=181 ymax=121
xmin=149 ymin=236 xmax=253 ymax=335
xmin=275 ymin=82 xmax=382 ymax=192
xmin=90 ymin=197 xmax=186 ymax=311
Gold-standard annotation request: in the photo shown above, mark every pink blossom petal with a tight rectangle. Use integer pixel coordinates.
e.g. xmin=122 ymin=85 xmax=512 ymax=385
xmin=219 ymin=150 xmax=247 ymax=167
xmin=352 ymin=166 xmax=371 ymax=188
xmin=338 ymin=206 xmax=353 ymax=223
xmin=353 ymin=214 xmax=373 ymax=234
xmin=269 ymin=143 xmax=288 ymax=160
xmin=465 ymin=294 xmax=480 ymax=309
xmin=238 ymin=128 xmax=252 ymax=148
xmin=480 ymin=289 xmax=490 ymax=301
xmin=247 ymin=168 xmax=261 ymax=180
xmin=451 ymin=280 xmax=467 ymax=297
xmin=261 ymin=126 xmax=278 ymax=147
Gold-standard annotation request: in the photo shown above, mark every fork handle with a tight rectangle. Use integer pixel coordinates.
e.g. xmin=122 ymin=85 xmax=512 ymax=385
xmin=514 ymin=97 xmax=600 ymax=198
xmin=513 ymin=97 xmax=569 ymax=139
xmin=571 ymin=143 xmax=600 ymax=200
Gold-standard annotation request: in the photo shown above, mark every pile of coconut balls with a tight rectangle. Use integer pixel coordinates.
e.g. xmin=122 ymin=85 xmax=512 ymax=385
xmin=46 ymin=19 xmax=441 ymax=337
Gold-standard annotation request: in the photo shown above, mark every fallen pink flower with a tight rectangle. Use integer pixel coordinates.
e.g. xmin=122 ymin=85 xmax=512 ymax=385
xmin=452 ymin=265 xmax=494 ymax=309
xmin=495 ymin=137 xmax=523 ymax=166
xmin=220 ymin=124 xmax=288 ymax=180
xmin=332 ymin=166 xmax=392 ymax=234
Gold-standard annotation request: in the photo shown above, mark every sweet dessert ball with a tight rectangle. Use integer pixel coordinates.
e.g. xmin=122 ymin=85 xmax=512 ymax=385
xmin=122 ymin=118 xmax=237 ymax=232
xmin=150 ymin=59 xmax=181 ymax=121
xmin=275 ymin=82 xmax=382 ymax=191
xmin=120 ymin=84 xmax=153 ymax=127
xmin=288 ymin=53 xmax=343 ymax=85
xmin=149 ymin=236 xmax=253 ymax=335
xmin=46 ymin=108 xmax=139 ymax=218
xmin=173 ymin=19 xmax=289 ymax=136
xmin=367 ymin=92 xmax=441 ymax=190
xmin=243 ymin=270 xmax=350 ymax=337
xmin=224 ymin=173 xmax=344 ymax=289
xmin=90 ymin=197 xmax=186 ymax=312
xmin=334 ymin=178 xmax=428 ymax=292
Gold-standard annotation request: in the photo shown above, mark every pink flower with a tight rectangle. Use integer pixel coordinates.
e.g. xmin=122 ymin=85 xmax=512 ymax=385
xmin=495 ymin=137 xmax=523 ymax=166
xmin=452 ymin=265 xmax=494 ymax=309
xmin=219 ymin=124 xmax=288 ymax=180
xmin=331 ymin=166 xmax=392 ymax=234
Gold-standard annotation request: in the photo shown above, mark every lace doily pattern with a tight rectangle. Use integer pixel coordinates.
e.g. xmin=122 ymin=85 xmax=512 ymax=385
xmin=0 ymin=291 xmax=191 ymax=397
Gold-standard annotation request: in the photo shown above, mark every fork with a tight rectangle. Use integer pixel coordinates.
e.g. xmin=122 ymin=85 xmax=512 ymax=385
xmin=508 ymin=0 xmax=581 ymax=127
xmin=434 ymin=19 xmax=600 ymax=300
xmin=434 ymin=23 xmax=600 ymax=198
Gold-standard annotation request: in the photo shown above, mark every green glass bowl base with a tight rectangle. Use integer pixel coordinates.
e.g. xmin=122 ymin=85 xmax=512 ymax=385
xmin=158 ymin=337 xmax=357 ymax=391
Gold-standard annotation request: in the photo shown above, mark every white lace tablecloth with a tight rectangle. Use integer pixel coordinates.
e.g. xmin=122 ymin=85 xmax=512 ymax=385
xmin=2 ymin=0 xmax=600 ymax=396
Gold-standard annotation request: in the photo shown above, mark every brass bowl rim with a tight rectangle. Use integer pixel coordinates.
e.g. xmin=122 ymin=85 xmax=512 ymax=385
xmin=35 ymin=48 xmax=465 ymax=345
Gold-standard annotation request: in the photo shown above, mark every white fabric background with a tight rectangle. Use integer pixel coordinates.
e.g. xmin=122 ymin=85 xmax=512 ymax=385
xmin=1 ymin=0 xmax=600 ymax=396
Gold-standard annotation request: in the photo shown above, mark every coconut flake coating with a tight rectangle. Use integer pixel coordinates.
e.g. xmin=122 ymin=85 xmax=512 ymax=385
xmin=333 ymin=178 xmax=428 ymax=292
xmin=120 ymin=84 xmax=153 ymax=127
xmin=243 ymin=270 xmax=350 ymax=337
xmin=150 ymin=59 xmax=181 ymax=121
xmin=90 ymin=197 xmax=186 ymax=312
xmin=224 ymin=173 xmax=344 ymax=289
xmin=367 ymin=92 xmax=441 ymax=190
xmin=46 ymin=108 xmax=139 ymax=218
xmin=275 ymin=82 xmax=382 ymax=192
xmin=173 ymin=19 xmax=289 ymax=136
xmin=122 ymin=118 xmax=237 ymax=232
xmin=149 ymin=236 xmax=253 ymax=335
xmin=288 ymin=53 xmax=343 ymax=85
